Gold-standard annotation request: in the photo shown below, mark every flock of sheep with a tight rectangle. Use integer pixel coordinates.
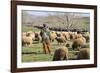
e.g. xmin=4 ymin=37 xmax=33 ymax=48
xmin=22 ymin=29 xmax=90 ymax=61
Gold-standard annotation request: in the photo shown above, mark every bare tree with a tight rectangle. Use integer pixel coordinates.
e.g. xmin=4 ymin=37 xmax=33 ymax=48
xmin=54 ymin=12 xmax=90 ymax=31
xmin=62 ymin=13 xmax=82 ymax=29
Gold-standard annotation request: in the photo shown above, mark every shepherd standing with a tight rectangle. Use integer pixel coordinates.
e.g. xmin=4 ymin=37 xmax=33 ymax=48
xmin=40 ymin=24 xmax=52 ymax=54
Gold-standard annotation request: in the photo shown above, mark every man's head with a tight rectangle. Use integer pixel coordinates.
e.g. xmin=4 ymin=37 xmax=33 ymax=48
xmin=43 ymin=24 xmax=47 ymax=27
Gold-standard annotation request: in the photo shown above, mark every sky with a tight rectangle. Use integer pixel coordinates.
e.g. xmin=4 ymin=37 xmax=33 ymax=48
xmin=22 ymin=10 xmax=90 ymax=17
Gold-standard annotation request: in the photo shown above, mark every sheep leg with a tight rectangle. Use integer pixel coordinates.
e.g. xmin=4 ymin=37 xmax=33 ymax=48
xmin=29 ymin=43 xmax=32 ymax=47
xmin=63 ymin=55 xmax=68 ymax=60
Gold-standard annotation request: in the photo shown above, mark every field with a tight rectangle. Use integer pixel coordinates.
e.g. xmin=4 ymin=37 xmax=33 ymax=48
xmin=22 ymin=26 xmax=89 ymax=62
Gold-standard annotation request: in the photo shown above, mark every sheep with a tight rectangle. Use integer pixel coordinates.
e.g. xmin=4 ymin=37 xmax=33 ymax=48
xmin=77 ymin=48 xmax=90 ymax=59
xmin=27 ymin=31 xmax=33 ymax=34
xmin=75 ymin=33 xmax=83 ymax=39
xmin=69 ymin=31 xmax=83 ymax=40
xmin=28 ymin=32 xmax=35 ymax=41
xmin=68 ymin=31 xmax=76 ymax=40
xmin=50 ymin=31 xmax=57 ymax=42
xmin=61 ymin=32 xmax=70 ymax=40
xmin=22 ymin=31 xmax=35 ymax=41
xmin=22 ymin=33 xmax=33 ymax=47
xmin=22 ymin=32 xmax=27 ymax=36
xmin=72 ymin=37 xmax=86 ymax=50
xmin=56 ymin=31 xmax=62 ymax=37
xmin=73 ymin=32 xmax=77 ymax=36
xmin=55 ymin=36 xmax=66 ymax=45
xmin=34 ymin=32 xmax=41 ymax=43
xmin=53 ymin=47 xmax=69 ymax=61
xmin=82 ymin=32 xmax=90 ymax=42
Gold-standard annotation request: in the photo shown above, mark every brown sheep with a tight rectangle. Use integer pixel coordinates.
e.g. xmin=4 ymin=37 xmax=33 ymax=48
xmin=55 ymin=36 xmax=66 ymax=45
xmin=72 ymin=37 xmax=86 ymax=50
xmin=53 ymin=47 xmax=69 ymax=61
xmin=77 ymin=48 xmax=90 ymax=59
xmin=34 ymin=32 xmax=41 ymax=42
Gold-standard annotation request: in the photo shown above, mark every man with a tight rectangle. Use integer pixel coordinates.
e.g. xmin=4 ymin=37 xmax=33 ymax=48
xmin=40 ymin=24 xmax=52 ymax=54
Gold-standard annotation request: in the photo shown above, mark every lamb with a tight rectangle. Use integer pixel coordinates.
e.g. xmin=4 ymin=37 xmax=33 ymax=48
xmin=53 ymin=47 xmax=69 ymax=61
xmin=77 ymin=48 xmax=90 ymax=59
